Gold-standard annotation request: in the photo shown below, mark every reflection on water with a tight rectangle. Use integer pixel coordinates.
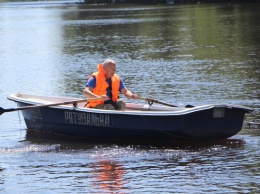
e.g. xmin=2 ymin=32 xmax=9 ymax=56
xmin=0 ymin=129 xmax=259 ymax=193
xmin=92 ymin=160 xmax=125 ymax=193
xmin=0 ymin=2 xmax=259 ymax=107
xmin=58 ymin=4 xmax=260 ymax=108
xmin=1 ymin=130 xmax=259 ymax=193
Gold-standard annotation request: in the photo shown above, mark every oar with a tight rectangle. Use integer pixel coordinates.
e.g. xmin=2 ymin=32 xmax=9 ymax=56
xmin=0 ymin=97 xmax=102 ymax=115
xmin=138 ymin=96 xmax=194 ymax=108
xmin=138 ymin=96 xmax=179 ymax=107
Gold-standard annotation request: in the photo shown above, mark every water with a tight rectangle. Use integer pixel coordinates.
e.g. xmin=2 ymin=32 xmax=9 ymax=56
xmin=0 ymin=1 xmax=259 ymax=193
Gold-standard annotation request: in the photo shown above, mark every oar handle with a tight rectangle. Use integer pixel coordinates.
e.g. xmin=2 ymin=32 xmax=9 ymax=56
xmin=0 ymin=97 xmax=102 ymax=115
xmin=138 ymin=96 xmax=178 ymax=107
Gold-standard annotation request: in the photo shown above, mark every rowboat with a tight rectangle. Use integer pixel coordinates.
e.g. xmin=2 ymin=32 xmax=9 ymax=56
xmin=4 ymin=93 xmax=252 ymax=143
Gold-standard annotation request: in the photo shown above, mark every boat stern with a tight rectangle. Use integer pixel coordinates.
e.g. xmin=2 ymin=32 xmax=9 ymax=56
xmin=182 ymin=104 xmax=253 ymax=141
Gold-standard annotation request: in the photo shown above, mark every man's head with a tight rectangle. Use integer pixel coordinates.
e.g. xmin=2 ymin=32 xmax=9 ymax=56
xmin=102 ymin=59 xmax=116 ymax=78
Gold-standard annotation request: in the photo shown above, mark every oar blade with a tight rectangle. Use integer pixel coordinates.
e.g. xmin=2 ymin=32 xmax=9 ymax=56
xmin=185 ymin=105 xmax=194 ymax=108
xmin=0 ymin=107 xmax=5 ymax=115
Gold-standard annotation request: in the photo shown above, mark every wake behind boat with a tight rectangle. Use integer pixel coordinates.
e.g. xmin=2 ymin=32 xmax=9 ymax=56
xmin=6 ymin=93 xmax=252 ymax=143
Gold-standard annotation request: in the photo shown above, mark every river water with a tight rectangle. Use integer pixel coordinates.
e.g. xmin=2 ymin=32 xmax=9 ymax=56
xmin=0 ymin=1 xmax=259 ymax=193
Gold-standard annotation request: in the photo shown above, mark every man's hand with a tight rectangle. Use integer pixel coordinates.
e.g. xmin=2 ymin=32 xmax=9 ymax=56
xmin=101 ymin=94 xmax=110 ymax=101
xmin=131 ymin=94 xmax=139 ymax=99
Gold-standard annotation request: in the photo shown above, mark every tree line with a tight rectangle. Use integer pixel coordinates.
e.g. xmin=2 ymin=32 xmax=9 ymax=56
xmin=83 ymin=0 xmax=260 ymax=4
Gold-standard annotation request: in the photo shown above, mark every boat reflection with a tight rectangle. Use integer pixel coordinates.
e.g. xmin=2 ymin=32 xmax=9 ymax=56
xmin=92 ymin=160 xmax=126 ymax=193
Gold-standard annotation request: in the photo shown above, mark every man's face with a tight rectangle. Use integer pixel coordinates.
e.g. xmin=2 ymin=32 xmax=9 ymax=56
xmin=104 ymin=63 xmax=116 ymax=78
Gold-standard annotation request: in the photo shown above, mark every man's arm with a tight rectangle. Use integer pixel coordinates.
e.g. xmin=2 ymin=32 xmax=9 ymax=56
xmin=83 ymin=86 xmax=109 ymax=100
xmin=121 ymin=88 xmax=138 ymax=99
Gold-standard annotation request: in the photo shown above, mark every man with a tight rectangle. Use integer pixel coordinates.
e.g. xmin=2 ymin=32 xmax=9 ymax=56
xmin=84 ymin=59 xmax=138 ymax=110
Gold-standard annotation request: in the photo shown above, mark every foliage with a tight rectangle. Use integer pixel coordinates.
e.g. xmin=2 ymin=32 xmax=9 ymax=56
xmin=83 ymin=0 xmax=260 ymax=4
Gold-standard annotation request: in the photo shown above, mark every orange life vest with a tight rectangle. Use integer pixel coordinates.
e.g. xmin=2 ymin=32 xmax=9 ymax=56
xmin=86 ymin=64 xmax=121 ymax=108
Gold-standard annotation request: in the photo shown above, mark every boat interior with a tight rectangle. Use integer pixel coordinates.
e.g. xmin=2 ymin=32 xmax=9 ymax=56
xmin=9 ymin=93 xmax=186 ymax=112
